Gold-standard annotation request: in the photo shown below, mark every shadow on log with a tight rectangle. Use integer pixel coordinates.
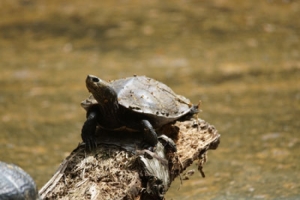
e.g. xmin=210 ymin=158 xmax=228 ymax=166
xmin=39 ymin=118 xmax=220 ymax=200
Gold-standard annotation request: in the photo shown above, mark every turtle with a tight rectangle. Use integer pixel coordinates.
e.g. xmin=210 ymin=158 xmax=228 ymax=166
xmin=81 ymin=75 xmax=198 ymax=151
xmin=0 ymin=161 xmax=40 ymax=200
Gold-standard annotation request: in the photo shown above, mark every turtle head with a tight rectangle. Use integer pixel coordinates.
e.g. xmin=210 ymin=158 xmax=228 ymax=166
xmin=86 ymin=75 xmax=118 ymax=107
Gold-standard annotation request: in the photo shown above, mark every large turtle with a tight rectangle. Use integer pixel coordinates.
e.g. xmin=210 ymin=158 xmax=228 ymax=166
xmin=81 ymin=75 xmax=198 ymax=150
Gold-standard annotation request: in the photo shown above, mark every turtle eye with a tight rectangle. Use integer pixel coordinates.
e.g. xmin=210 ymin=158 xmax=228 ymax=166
xmin=92 ymin=77 xmax=99 ymax=82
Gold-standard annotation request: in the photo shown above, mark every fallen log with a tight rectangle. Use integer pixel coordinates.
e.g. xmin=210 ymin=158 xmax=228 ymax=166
xmin=39 ymin=118 xmax=220 ymax=200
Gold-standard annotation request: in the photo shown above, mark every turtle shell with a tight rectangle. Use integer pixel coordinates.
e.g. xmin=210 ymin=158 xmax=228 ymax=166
xmin=81 ymin=76 xmax=194 ymax=127
xmin=83 ymin=76 xmax=193 ymax=119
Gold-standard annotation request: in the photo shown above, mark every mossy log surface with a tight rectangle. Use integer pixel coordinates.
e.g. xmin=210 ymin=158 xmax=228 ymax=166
xmin=39 ymin=118 xmax=220 ymax=200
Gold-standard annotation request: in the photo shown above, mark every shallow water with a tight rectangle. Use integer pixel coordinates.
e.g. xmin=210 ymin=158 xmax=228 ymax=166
xmin=0 ymin=1 xmax=299 ymax=199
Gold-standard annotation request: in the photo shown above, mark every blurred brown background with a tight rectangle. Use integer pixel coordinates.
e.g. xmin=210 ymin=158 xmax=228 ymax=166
xmin=0 ymin=0 xmax=299 ymax=199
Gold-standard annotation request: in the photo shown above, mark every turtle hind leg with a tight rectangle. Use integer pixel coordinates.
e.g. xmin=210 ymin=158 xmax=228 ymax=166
xmin=140 ymin=119 xmax=158 ymax=151
xmin=140 ymin=120 xmax=177 ymax=153
xmin=81 ymin=110 xmax=99 ymax=151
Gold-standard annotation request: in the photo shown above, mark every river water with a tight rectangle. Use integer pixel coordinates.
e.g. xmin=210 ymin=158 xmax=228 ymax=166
xmin=0 ymin=1 xmax=299 ymax=199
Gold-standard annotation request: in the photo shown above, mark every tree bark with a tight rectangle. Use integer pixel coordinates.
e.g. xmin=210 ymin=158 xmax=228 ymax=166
xmin=39 ymin=118 xmax=220 ymax=200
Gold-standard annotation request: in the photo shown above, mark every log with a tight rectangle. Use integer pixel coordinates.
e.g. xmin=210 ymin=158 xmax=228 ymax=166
xmin=39 ymin=118 xmax=220 ymax=200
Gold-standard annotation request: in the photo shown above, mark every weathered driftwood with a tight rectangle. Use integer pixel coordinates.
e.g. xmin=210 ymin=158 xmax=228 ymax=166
xmin=39 ymin=118 xmax=220 ymax=200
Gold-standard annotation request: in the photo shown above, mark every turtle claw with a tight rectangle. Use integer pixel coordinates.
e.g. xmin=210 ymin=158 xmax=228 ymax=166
xmin=158 ymin=135 xmax=177 ymax=152
xmin=83 ymin=136 xmax=97 ymax=152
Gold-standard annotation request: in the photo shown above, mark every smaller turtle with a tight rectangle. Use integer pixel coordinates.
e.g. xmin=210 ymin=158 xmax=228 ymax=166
xmin=0 ymin=161 xmax=40 ymax=200
xmin=81 ymin=75 xmax=198 ymax=151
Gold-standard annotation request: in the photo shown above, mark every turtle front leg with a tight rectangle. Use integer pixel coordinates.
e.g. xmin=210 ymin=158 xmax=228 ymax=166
xmin=81 ymin=110 xmax=99 ymax=151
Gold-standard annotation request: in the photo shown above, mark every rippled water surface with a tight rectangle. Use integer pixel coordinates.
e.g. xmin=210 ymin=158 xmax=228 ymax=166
xmin=0 ymin=1 xmax=299 ymax=199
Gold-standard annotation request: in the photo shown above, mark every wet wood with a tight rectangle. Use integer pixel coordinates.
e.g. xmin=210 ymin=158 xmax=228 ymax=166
xmin=39 ymin=118 xmax=220 ymax=200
